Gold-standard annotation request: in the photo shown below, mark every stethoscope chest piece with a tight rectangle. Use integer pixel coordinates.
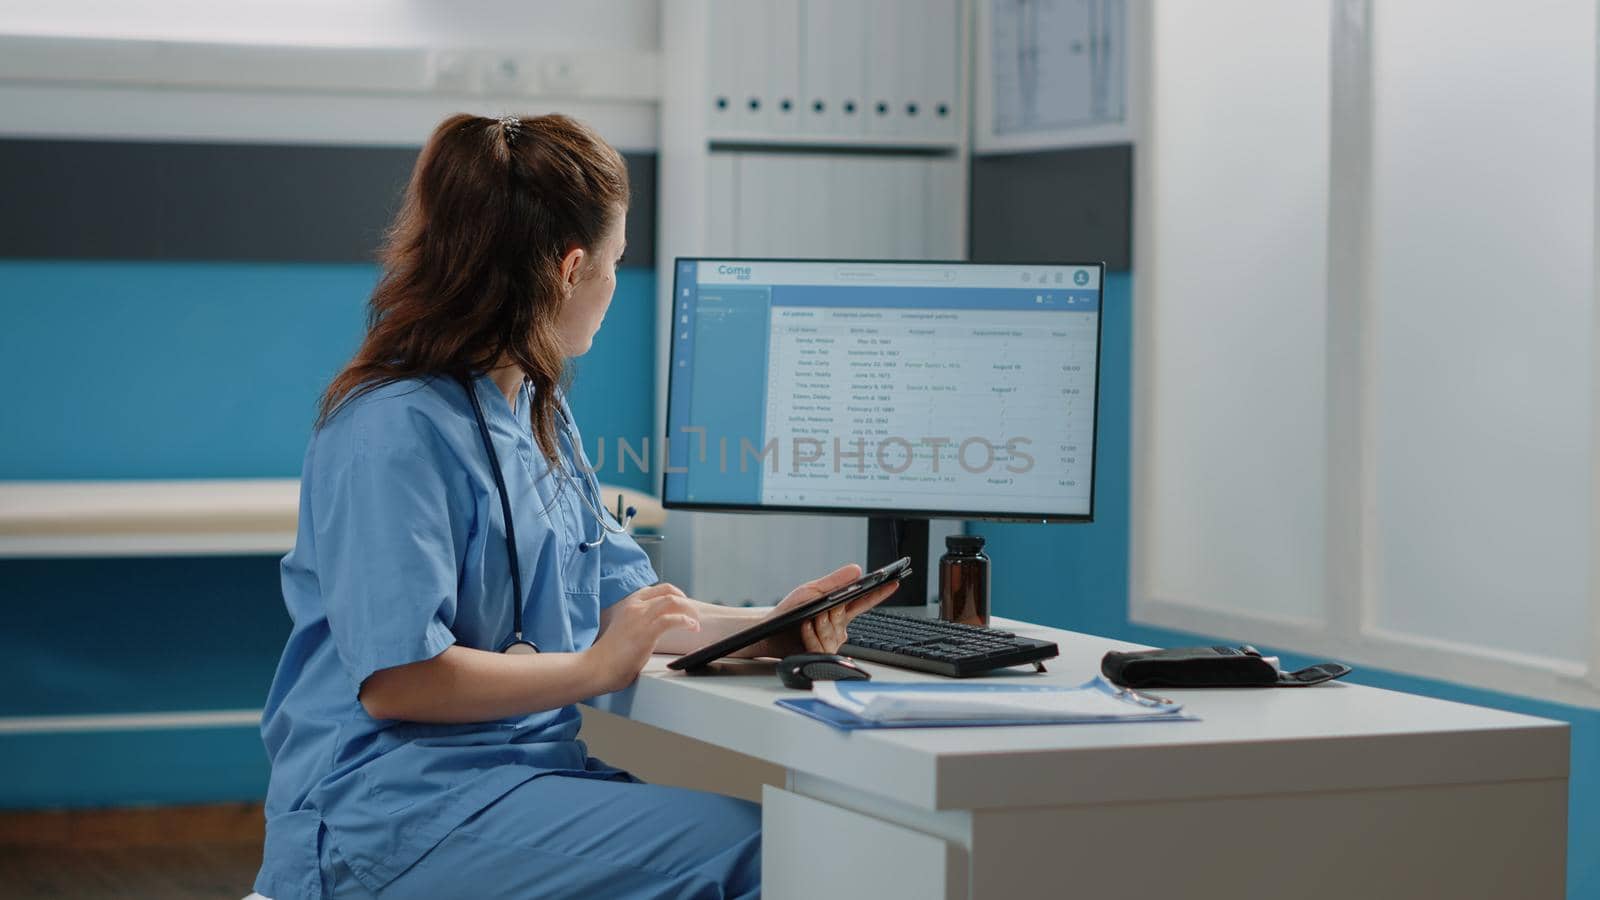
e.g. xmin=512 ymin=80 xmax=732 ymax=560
xmin=500 ymin=637 xmax=540 ymax=655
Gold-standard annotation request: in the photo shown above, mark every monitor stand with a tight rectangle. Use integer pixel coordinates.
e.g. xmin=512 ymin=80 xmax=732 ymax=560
xmin=866 ymin=516 xmax=928 ymax=607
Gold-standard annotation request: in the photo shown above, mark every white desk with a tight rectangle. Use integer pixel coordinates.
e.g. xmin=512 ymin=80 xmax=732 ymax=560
xmin=587 ymin=616 xmax=1569 ymax=900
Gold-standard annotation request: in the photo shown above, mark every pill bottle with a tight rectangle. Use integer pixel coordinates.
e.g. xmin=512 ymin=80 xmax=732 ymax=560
xmin=938 ymin=534 xmax=990 ymax=626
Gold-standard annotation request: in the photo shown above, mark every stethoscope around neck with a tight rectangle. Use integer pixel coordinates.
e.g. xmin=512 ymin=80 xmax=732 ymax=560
xmin=458 ymin=374 xmax=636 ymax=654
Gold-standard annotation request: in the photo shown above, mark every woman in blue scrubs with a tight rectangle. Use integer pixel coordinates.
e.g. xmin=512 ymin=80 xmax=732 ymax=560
xmin=253 ymin=113 xmax=895 ymax=899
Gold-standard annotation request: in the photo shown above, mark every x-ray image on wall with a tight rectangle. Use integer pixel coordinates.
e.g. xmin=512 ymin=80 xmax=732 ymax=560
xmin=990 ymin=0 xmax=1126 ymax=135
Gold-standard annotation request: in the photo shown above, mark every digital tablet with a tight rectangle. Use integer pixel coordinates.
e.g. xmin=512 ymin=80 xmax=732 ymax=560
xmin=667 ymin=557 xmax=913 ymax=672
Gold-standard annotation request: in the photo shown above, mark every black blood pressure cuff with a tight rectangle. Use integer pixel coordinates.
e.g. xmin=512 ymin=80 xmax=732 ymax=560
xmin=1101 ymin=645 xmax=1352 ymax=688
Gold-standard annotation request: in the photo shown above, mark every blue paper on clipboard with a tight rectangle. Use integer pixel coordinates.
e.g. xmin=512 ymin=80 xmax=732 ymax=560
xmin=776 ymin=677 xmax=1194 ymax=731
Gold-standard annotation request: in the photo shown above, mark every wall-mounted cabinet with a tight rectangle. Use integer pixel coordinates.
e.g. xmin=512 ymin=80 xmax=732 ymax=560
xmin=705 ymin=0 xmax=964 ymax=146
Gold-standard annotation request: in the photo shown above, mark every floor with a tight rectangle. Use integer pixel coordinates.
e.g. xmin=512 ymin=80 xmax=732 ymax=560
xmin=0 ymin=803 xmax=263 ymax=900
xmin=0 ymin=714 xmax=777 ymax=899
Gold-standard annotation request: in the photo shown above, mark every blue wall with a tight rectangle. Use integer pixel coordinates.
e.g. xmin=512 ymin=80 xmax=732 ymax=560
xmin=0 ymin=260 xmax=658 ymax=486
xmin=981 ymin=273 xmax=1597 ymax=900
xmin=1 ymin=264 xmax=1593 ymax=897
xmin=0 ymin=260 xmax=660 ymax=805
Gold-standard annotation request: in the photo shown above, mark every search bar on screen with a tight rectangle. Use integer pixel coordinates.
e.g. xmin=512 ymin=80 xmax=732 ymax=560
xmin=833 ymin=266 xmax=957 ymax=283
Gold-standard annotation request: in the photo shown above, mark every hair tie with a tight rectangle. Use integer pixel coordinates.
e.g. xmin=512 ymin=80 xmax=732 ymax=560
xmin=499 ymin=114 xmax=521 ymax=142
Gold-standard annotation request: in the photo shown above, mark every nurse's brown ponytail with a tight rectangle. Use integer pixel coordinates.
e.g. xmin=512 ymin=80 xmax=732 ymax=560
xmin=318 ymin=112 xmax=630 ymax=469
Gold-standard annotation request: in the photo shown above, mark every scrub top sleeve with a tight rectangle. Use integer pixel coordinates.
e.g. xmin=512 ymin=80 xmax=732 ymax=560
xmin=597 ymin=525 xmax=659 ymax=609
xmin=315 ymin=439 xmax=461 ymax=692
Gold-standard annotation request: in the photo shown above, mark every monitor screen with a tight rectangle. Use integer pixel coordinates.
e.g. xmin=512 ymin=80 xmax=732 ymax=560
xmin=664 ymin=258 xmax=1102 ymax=521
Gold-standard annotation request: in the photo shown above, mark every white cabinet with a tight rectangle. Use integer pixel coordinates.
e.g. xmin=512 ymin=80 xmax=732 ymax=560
xmin=706 ymin=0 xmax=963 ymax=145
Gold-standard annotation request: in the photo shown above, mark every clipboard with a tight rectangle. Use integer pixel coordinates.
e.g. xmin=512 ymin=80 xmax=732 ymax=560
xmin=775 ymin=697 xmax=1196 ymax=731
xmin=775 ymin=678 xmax=1198 ymax=731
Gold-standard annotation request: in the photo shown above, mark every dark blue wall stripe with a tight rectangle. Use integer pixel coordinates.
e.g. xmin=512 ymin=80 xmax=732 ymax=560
xmin=0 ymin=139 xmax=657 ymax=267
xmin=2 ymin=555 xmax=290 ymax=718
xmin=970 ymin=144 xmax=1132 ymax=269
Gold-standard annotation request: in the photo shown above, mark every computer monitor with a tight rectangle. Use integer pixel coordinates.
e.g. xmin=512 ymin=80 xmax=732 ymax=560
xmin=664 ymin=257 xmax=1103 ymax=604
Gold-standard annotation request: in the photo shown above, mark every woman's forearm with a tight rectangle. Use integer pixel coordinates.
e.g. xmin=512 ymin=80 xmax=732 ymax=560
xmin=359 ymin=644 xmax=603 ymax=724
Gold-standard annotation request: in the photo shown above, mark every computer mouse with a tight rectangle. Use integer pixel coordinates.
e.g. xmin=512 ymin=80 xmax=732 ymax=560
xmin=778 ymin=653 xmax=872 ymax=689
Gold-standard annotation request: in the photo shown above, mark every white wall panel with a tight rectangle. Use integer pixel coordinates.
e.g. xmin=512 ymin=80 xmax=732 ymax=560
xmin=0 ymin=0 xmax=659 ymax=50
xmin=0 ymin=1 xmax=662 ymax=147
xmin=1136 ymin=1 xmax=1331 ymax=623
xmin=705 ymin=152 xmax=739 ymax=254
xmin=865 ymin=0 xmax=904 ymax=139
xmin=926 ymin=157 xmax=964 ymax=257
xmin=1134 ymin=0 xmax=1600 ymax=704
xmin=767 ymin=0 xmax=803 ymax=134
xmin=1368 ymin=1 xmax=1595 ymax=663
xmin=0 ymin=83 xmax=658 ymax=149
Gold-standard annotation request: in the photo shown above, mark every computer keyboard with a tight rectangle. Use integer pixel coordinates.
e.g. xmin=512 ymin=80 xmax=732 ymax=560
xmin=841 ymin=610 xmax=1059 ymax=678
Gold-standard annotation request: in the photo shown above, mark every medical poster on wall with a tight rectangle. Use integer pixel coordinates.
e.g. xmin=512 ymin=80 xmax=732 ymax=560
xmin=976 ymin=0 xmax=1138 ymax=153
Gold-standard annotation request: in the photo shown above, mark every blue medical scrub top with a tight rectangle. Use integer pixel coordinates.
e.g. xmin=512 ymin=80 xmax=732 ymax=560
xmin=254 ymin=374 xmax=658 ymax=900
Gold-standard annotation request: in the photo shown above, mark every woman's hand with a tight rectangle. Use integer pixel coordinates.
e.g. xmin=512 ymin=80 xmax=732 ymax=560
xmin=754 ymin=563 xmax=899 ymax=658
xmin=586 ymin=583 xmax=700 ymax=693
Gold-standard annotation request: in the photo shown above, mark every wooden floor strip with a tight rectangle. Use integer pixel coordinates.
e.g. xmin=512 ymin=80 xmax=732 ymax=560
xmin=0 ymin=802 xmax=264 ymax=849
xmin=0 ymin=843 xmax=263 ymax=900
